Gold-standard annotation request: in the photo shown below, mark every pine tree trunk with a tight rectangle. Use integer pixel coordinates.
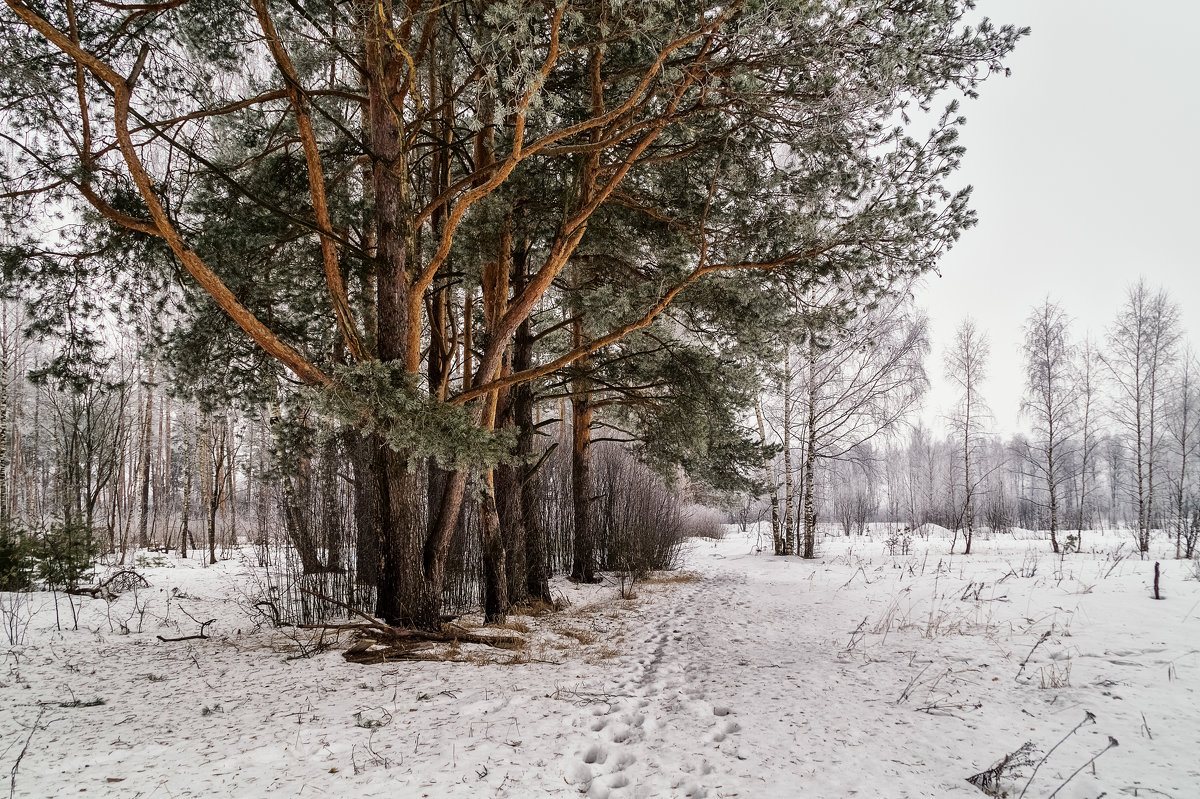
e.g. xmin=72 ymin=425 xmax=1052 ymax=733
xmin=479 ymin=467 xmax=508 ymax=623
xmin=510 ymin=253 xmax=550 ymax=603
xmin=495 ymin=457 xmax=525 ymax=606
xmin=350 ymin=431 xmax=381 ymax=587
xmin=570 ymin=357 xmax=597 ymax=583
xmin=493 ymin=367 xmax=526 ymax=606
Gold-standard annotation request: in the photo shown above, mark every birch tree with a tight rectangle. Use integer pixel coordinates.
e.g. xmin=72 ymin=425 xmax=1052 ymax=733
xmin=792 ymin=284 xmax=929 ymax=558
xmin=1103 ymin=281 xmax=1182 ymax=553
xmin=1166 ymin=349 xmax=1200 ymax=558
xmin=1074 ymin=336 xmax=1103 ymax=546
xmin=943 ymin=318 xmax=990 ymax=554
xmin=1020 ymin=299 xmax=1077 ymax=553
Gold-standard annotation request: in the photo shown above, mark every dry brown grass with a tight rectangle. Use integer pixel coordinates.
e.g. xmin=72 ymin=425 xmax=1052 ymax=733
xmin=640 ymin=571 xmax=701 ymax=586
xmin=586 ymin=645 xmax=621 ymax=662
xmin=557 ymin=626 xmax=598 ymax=645
xmin=492 ymin=617 xmax=531 ymax=634
xmin=509 ymin=599 xmax=559 ymax=616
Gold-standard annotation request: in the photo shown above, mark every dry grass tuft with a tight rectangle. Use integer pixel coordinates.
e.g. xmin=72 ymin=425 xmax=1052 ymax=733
xmin=641 ymin=570 xmax=701 ymax=586
xmin=558 ymin=626 xmax=598 ymax=645
xmin=492 ymin=618 xmax=531 ymax=634
xmin=509 ymin=599 xmax=558 ymax=616
xmin=586 ymin=645 xmax=621 ymax=662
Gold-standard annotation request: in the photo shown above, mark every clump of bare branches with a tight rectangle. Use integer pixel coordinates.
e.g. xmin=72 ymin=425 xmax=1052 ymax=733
xmin=967 ymin=741 xmax=1037 ymax=796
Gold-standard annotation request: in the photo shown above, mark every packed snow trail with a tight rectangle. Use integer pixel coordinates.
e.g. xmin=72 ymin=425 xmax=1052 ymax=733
xmin=2 ymin=529 xmax=1198 ymax=798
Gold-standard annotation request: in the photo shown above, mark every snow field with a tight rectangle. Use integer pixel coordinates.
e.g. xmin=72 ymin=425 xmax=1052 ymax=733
xmin=1 ymin=526 xmax=1197 ymax=798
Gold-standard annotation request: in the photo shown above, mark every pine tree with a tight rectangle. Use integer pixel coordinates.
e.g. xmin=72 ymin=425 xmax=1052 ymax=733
xmin=1 ymin=0 xmax=1025 ymax=627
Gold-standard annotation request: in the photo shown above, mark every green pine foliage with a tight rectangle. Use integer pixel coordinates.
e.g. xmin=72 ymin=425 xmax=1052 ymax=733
xmin=316 ymin=361 xmax=516 ymax=473
xmin=0 ymin=520 xmax=98 ymax=591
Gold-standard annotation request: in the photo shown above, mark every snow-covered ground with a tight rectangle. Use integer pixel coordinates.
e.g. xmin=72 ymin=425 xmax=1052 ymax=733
xmin=2 ymin=527 xmax=1197 ymax=798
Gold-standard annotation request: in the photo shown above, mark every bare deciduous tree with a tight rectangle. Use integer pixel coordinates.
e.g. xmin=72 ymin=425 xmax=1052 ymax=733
xmin=1103 ymin=281 xmax=1181 ymax=553
xmin=1074 ymin=336 xmax=1103 ymax=547
xmin=943 ymin=318 xmax=990 ymax=554
xmin=1020 ymin=299 xmax=1078 ymax=553
xmin=792 ymin=284 xmax=929 ymax=558
xmin=1166 ymin=349 xmax=1200 ymax=558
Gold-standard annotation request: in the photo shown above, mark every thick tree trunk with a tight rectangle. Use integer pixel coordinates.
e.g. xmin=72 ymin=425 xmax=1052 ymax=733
xmin=375 ymin=445 xmax=430 ymax=627
xmin=519 ymin=421 xmax=551 ymax=604
xmin=363 ymin=0 xmax=451 ymax=629
xmin=570 ymin=356 xmax=598 ymax=583
xmin=479 ymin=469 xmax=508 ymax=623
xmin=495 ymin=454 xmax=526 ymax=607
xmin=349 ymin=431 xmax=381 ymax=587
xmin=509 ymin=247 xmax=549 ymax=603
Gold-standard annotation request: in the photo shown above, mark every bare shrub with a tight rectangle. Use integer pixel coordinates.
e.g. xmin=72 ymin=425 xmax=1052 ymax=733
xmin=681 ymin=506 xmax=726 ymax=540
xmin=594 ymin=453 xmax=684 ymax=597
xmin=885 ymin=526 xmax=913 ymax=556
xmin=834 ymin=488 xmax=876 ymax=537
xmin=1 ymin=589 xmax=32 ymax=645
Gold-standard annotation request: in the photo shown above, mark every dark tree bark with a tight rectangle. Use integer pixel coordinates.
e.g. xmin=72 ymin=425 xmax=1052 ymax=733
xmin=349 ymin=432 xmax=381 ymax=586
xmin=570 ymin=351 xmax=598 ymax=583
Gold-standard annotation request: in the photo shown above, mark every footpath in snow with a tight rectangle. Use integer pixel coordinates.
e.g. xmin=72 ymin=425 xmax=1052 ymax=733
xmin=2 ymin=527 xmax=1197 ymax=798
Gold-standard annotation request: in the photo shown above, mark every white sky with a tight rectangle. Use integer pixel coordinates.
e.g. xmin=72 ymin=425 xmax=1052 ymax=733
xmin=916 ymin=0 xmax=1200 ymax=434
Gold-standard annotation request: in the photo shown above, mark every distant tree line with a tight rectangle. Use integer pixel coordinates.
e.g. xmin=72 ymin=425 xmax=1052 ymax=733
xmin=750 ymin=280 xmax=1200 ymax=561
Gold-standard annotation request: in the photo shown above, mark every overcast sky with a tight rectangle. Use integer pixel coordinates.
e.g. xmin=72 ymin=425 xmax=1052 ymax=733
xmin=916 ymin=0 xmax=1200 ymax=434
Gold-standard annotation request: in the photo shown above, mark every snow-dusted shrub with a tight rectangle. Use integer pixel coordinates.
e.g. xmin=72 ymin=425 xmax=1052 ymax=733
xmin=681 ymin=507 xmax=725 ymax=540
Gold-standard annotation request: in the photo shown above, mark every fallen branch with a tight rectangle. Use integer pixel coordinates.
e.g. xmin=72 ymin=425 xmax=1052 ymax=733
xmin=343 ymin=626 xmax=525 ymax=664
xmin=292 ymin=588 xmax=524 ymax=663
xmin=66 ymin=569 xmax=150 ymax=601
xmin=157 ymin=618 xmax=216 ymax=642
